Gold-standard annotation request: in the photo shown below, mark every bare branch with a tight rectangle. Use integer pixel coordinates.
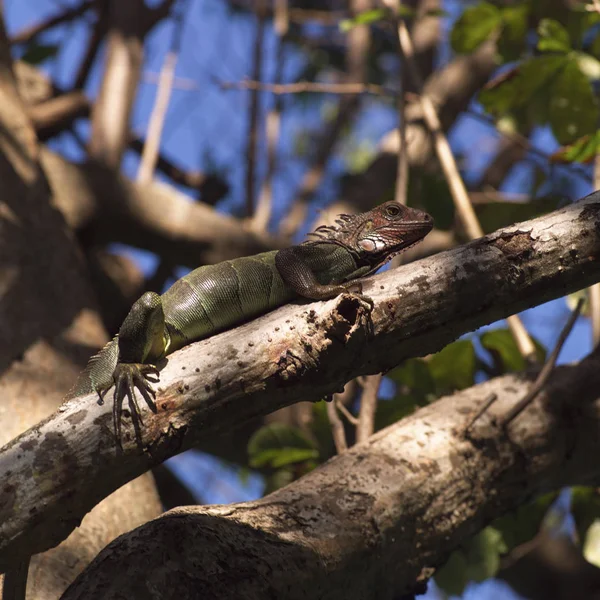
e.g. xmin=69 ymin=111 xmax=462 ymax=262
xmin=74 ymin=2 xmax=109 ymax=90
xmin=251 ymin=0 xmax=289 ymax=232
xmin=356 ymin=373 xmax=382 ymax=443
xmin=9 ymin=1 xmax=95 ymax=45
xmin=501 ymin=298 xmax=584 ymax=426
xmin=590 ymin=155 xmax=600 ymax=346
xmin=89 ymin=0 xmax=146 ymax=167
xmin=280 ymin=0 xmax=371 ymax=236
xmin=1 ymin=195 xmax=600 ymax=567
xmin=244 ymin=0 xmax=267 ymax=217
xmin=39 ymin=148 xmax=278 ymax=266
xmin=136 ymin=0 xmax=187 ymax=183
xmin=220 ymin=79 xmax=387 ymax=96
xmin=27 ymin=90 xmax=89 ymax=140
xmin=327 ymin=401 xmax=348 ymax=453
xmin=463 ymin=107 xmax=591 ymax=184
xmin=335 ymin=395 xmax=359 ymax=426
xmin=397 ymin=20 xmax=538 ymax=362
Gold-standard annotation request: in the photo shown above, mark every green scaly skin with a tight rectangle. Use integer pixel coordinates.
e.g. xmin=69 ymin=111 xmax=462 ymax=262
xmin=68 ymin=201 xmax=433 ymax=443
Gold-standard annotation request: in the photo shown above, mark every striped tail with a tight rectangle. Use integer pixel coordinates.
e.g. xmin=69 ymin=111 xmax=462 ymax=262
xmin=66 ymin=336 xmax=119 ymax=399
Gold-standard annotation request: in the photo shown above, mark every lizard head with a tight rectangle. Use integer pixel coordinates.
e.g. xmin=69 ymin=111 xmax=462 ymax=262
xmin=309 ymin=201 xmax=434 ymax=270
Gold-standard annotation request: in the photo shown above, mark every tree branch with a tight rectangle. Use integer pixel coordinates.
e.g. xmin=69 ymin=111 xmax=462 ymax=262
xmin=89 ymin=0 xmax=145 ymax=167
xmin=9 ymin=1 xmax=95 ymax=45
xmin=63 ymin=348 xmax=600 ymax=599
xmin=39 ymin=148 xmax=277 ymax=266
xmin=1 ymin=193 xmax=600 ymax=568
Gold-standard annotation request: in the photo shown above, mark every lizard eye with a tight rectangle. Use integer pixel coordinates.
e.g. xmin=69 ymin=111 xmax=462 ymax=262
xmin=385 ymin=204 xmax=401 ymax=217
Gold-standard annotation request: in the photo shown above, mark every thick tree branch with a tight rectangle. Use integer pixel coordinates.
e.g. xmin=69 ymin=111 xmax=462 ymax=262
xmin=89 ymin=0 xmax=145 ymax=167
xmin=39 ymin=148 xmax=278 ymax=266
xmin=1 ymin=193 xmax=600 ymax=569
xmin=22 ymin=85 xmax=221 ymax=195
xmin=63 ymin=348 xmax=600 ymax=599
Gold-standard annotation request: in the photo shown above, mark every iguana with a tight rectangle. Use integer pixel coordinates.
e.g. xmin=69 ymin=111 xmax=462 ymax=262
xmin=68 ymin=201 xmax=433 ymax=441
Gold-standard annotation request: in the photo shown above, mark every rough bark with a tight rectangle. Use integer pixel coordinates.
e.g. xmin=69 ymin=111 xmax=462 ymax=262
xmin=62 ymin=349 xmax=600 ymax=599
xmin=1 ymin=192 xmax=599 ymax=570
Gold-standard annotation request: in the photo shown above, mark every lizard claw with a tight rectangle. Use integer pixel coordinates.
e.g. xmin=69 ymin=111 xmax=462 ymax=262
xmin=112 ymin=363 xmax=160 ymax=447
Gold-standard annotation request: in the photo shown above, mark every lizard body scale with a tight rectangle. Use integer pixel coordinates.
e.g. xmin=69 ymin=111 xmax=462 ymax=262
xmin=67 ymin=201 xmax=433 ymax=441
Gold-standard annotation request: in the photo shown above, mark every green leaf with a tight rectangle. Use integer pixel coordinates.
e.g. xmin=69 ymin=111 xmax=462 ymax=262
xmin=571 ymin=487 xmax=600 ymax=544
xmin=339 ymin=8 xmax=386 ymax=32
xmin=429 ymin=340 xmax=475 ymax=393
xmin=311 ymin=400 xmax=336 ymax=459
xmin=435 ymin=549 xmax=470 ymax=596
xmin=411 ymin=171 xmax=455 ymax=230
xmin=480 ymin=55 xmax=567 ymax=117
xmin=497 ymin=5 xmax=529 ymax=63
xmin=248 ymin=423 xmax=318 ymax=469
xmin=450 ymin=2 xmax=502 ymax=54
xmin=492 ymin=492 xmax=557 ymax=551
xmin=537 ymin=19 xmax=571 ymax=53
xmin=21 ymin=43 xmax=59 ymax=65
xmin=584 ymin=520 xmax=600 ymax=568
xmin=551 ymin=130 xmax=600 ymax=164
xmin=549 ymin=58 xmax=599 ymax=144
xmin=436 ymin=527 xmax=507 ymax=596
xmin=388 ymin=358 xmax=436 ymax=397
xmin=574 ymin=52 xmax=600 ymax=80
xmin=375 ymin=394 xmax=420 ymax=429
xmin=480 ymin=329 xmax=546 ymax=374
xmin=264 ymin=468 xmax=294 ymax=493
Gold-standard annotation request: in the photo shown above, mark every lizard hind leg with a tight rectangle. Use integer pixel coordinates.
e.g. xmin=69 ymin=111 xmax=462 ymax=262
xmin=112 ymin=363 xmax=160 ymax=447
xmin=113 ymin=291 xmax=166 ymax=446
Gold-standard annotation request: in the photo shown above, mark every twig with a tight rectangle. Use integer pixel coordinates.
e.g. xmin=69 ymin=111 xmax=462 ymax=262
xmin=2 ymin=560 xmax=29 ymax=600
xmin=501 ymin=298 xmax=584 ymax=427
xmin=228 ymin=2 xmax=349 ymax=25
xmin=463 ymin=393 xmax=498 ymax=435
xmin=327 ymin=400 xmax=348 ymax=453
xmin=74 ymin=2 xmax=109 ymax=90
xmin=335 ymin=396 xmax=359 ymax=426
xmin=461 ymin=106 xmax=591 ymax=184
xmin=382 ymin=0 xmax=409 ymax=207
xmin=244 ymin=0 xmax=267 ymax=217
xmin=143 ymin=72 xmax=198 ymax=90
xmin=279 ymin=0 xmax=371 ymax=237
xmin=357 ymin=373 xmax=382 ymax=443
xmin=251 ymin=0 xmax=289 ymax=233
xmin=394 ymin=14 xmax=538 ymax=363
xmin=129 ymin=136 xmax=206 ymax=190
xmin=221 ymin=79 xmax=388 ymax=96
xmin=590 ymin=284 xmax=600 ymax=348
xmin=137 ymin=0 xmax=186 ymax=183
xmin=9 ymin=1 xmax=94 ymax=45
xmin=589 ymin=153 xmax=600 ymax=346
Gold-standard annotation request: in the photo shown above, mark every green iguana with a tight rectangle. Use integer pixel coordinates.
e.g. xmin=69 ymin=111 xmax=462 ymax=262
xmin=69 ymin=201 xmax=433 ymax=441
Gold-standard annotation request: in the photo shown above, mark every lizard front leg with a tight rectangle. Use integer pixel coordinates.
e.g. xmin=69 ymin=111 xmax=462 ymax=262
xmin=275 ymin=246 xmax=370 ymax=303
xmin=111 ymin=291 xmax=167 ymax=444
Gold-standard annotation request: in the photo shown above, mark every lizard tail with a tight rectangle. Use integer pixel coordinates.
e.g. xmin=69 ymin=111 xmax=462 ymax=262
xmin=66 ymin=337 xmax=120 ymax=399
